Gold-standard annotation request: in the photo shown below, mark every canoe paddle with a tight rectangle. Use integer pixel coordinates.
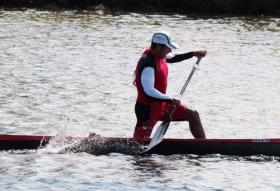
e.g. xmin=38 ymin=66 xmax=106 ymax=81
xmin=143 ymin=57 xmax=202 ymax=153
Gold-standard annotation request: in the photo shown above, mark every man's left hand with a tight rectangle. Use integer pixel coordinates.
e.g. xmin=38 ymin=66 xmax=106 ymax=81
xmin=193 ymin=50 xmax=207 ymax=58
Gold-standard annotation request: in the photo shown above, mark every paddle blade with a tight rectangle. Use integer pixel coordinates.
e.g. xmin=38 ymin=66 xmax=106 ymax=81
xmin=143 ymin=119 xmax=171 ymax=153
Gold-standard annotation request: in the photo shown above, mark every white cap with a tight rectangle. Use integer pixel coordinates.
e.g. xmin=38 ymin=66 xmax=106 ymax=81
xmin=152 ymin=31 xmax=179 ymax=49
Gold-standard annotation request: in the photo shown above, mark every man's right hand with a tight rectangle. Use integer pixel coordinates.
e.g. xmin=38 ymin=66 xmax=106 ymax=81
xmin=172 ymin=97 xmax=181 ymax=106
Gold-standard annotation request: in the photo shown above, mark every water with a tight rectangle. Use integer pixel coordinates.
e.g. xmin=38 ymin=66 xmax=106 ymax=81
xmin=0 ymin=9 xmax=280 ymax=190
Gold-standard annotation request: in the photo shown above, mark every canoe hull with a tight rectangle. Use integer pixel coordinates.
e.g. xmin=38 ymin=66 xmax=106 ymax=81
xmin=0 ymin=134 xmax=280 ymax=156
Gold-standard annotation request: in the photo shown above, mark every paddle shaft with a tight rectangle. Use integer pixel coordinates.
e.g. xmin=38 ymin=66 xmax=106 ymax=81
xmin=167 ymin=57 xmax=202 ymax=119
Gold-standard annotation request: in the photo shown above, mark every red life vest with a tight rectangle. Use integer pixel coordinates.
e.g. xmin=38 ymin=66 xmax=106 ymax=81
xmin=134 ymin=48 xmax=169 ymax=105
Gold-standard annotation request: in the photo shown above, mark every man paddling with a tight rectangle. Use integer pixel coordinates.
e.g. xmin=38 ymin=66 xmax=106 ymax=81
xmin=133 ymin=31 xmax=206 ymax=139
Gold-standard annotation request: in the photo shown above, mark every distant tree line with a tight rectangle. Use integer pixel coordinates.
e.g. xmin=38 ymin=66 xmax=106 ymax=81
xmin=1 ymin=0 xmax=280 ymax=16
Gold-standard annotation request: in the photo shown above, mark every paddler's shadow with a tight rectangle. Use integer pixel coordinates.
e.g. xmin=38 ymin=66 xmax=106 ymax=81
xmin=130 ymin=155 xmax=178 ymax=179
xmin=132 ymin=157 xmax=164 ymax=177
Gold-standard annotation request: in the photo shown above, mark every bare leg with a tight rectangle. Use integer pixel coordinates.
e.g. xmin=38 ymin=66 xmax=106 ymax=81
xmin=184 ymin=108 xmax=206 ymax=138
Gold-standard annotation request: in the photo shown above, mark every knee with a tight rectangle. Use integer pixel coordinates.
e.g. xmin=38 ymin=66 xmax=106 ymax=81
xmin=185 ymin=109 xmax=201 ymax=122
xmin=191 ymin=110 xmax=201 ymax=121
xmin=193 ymin=110 xmax=200 ymax=118
xmin=133 ymin=126 xmax=152 ymax=139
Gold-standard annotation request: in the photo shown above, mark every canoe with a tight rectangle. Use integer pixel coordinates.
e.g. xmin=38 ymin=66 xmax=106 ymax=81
xmin=1 ymin=134 xmax=280 ymax=156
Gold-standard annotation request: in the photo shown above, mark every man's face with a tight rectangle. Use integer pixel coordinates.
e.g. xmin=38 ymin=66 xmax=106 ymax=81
xmin=156 ymin=44 xmax=171 ymax=58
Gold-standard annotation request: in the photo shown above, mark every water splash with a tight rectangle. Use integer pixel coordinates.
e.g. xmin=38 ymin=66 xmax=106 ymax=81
xmin=38 ymin=115 xmax=88 ymax=154
xmin=37 ymin=134 xmax=79 ymax=154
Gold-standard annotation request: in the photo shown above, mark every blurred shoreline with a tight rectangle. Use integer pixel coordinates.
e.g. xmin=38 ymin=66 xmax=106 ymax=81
xmin=0 ymin=0 xmax=280 ymax=16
